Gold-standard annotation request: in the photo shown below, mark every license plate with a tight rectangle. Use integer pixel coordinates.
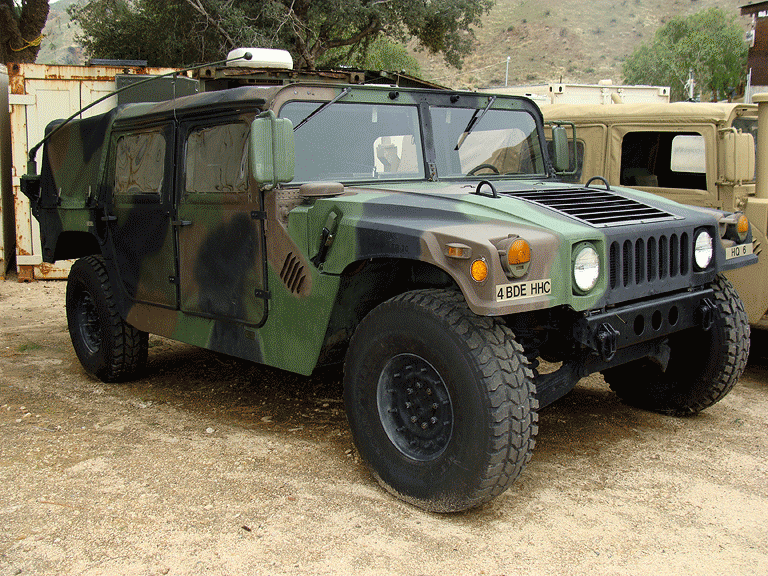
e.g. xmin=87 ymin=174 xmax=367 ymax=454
xmin=496 ymin=279 xmax=552 ymax=302
xmin=725 ymin=243 xmax=754 ymax=260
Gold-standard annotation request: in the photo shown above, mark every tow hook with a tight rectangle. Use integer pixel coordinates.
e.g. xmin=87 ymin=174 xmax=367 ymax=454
xmin=696 ymin=299 xmax=717 ymax=331
xmin=595 ymin=323 xmax=620 ymax=362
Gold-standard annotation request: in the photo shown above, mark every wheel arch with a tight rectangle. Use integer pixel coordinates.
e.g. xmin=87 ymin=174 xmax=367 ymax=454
xmin=315 ymin=257 xmax=459 ymax=366
xmin=53 ymin=231 xmax=102 ymax=262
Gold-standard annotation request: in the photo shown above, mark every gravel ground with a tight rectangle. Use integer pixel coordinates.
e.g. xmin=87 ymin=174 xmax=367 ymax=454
xmin=1 ymin=278 xmax=767 ymax=576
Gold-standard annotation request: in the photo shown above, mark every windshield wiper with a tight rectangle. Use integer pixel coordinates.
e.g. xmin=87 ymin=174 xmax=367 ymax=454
xmin=294 ymin=87 xmax=351 ymax=131
xmin=455 ymin=96 xmax=496 ymax=150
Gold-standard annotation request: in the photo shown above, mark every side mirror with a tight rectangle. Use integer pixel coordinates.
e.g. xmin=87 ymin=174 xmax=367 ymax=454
xmin=548 ymin=122 xmax=577 ymax=175
xmin=722 ymin=130 xmax=755 ymax=183
xmin=251 ymin=111 xmax=295 ymax=187
xmin=551 ymin=125 xmax=570 ymax=172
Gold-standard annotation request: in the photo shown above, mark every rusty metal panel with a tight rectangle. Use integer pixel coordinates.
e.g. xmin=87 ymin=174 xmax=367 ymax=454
xmin=7 ymin=63 xmax=180 ymax=280
xmin=1 ymin=64 xmax=12 ymax=280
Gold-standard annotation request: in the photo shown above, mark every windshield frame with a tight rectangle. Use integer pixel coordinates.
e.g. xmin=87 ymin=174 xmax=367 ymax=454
xmin=271 ymin=84 xmax=553 ymax=186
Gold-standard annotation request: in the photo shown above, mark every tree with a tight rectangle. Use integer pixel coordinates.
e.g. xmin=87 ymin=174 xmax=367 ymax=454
xmin=69 ymin=0 xmax=493 ymax=70
xmin=0 ymin=0 xmax=49 ymax=62
xmin=622 ymin=7 xmax=747 ymax=102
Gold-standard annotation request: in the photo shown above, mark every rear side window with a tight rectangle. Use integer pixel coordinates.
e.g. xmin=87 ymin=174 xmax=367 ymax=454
xmin=620 ymin=131 xmax=707 ymax=190
xmin=114 ymin=130 xmax=166 ymax=195
xmin=185 ymin=123 xmax=250 ymax=194
xmin=669 ymin=135 xmax=706 ymax=173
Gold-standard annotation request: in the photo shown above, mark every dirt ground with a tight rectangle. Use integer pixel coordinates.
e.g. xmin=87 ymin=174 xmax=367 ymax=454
xmin=1 ymin=277 xmax=766 ymax=576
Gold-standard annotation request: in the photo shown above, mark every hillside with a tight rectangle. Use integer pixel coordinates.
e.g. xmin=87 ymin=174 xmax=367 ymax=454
xmin=414 ymin=0 xmax=752 ymax=89
xmin=35 ymin=0 xmax=751 ymax=90
xmin=35 ymin=0 xmax=83 ymax=65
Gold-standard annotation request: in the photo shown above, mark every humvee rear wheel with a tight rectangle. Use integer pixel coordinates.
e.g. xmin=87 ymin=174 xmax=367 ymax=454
xmin=66 ymin=255 xmax=148 ymax=382
xmin=602 ymin=274 xmax=749 ymax=416
xmin=343 ymin=288 xmax=538 ymax=512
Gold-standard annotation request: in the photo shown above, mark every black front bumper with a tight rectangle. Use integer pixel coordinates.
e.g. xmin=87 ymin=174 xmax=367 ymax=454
xmin=535 ymin=288 xmax=716 ymax=409
xmin=573 ymin=288 xmax=716 ymax=362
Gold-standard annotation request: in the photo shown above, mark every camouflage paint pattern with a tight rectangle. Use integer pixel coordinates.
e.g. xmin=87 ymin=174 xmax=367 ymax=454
xmin=27 ymin=83 xmax=757 ymax=376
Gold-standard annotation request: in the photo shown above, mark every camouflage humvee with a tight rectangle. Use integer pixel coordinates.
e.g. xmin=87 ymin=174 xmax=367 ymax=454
xmin=542 ymin=101 xmax=768 ymax=326
xmin=22 ymin=83 xmax=756 ymax=512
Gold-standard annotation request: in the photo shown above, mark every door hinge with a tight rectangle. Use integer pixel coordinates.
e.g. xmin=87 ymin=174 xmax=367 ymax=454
xmin=251 ymin=210 xmax=267 ymax=220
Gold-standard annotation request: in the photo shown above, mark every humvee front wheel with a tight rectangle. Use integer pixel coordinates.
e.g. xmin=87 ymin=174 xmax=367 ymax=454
xmin=602 ymin=274 xmax=749 ymax=416
xmin=66 ymin=255 xmax=148 ymax=382
xmin=343 ymin=289 xmax=538 ymax=512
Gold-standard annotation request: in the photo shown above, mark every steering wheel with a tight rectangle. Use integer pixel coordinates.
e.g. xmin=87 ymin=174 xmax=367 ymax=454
xmin=467 ymin=163 xmax=500 ymax=176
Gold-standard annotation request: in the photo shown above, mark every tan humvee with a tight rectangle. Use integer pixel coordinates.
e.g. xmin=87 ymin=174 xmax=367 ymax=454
xmin=543 ymin=100 xmax=768 ymax=325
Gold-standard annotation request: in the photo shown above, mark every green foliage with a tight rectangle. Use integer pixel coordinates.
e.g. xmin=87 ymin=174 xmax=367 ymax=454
xmin=622 ymin=7 xmax=747 ymax=101
xmin=69 ymin=0 xmax=494 ymax=70
xmin=321 ymin=37 xmax=421 ymax=77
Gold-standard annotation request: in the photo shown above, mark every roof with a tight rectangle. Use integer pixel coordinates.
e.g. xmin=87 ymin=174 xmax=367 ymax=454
xmin=113 ymin=85 xmax=282 ymax=123
xmin=741 ymin=1 xmax=768 ymax=16
xmin=541 ymin=102 xmax=757 ymax=126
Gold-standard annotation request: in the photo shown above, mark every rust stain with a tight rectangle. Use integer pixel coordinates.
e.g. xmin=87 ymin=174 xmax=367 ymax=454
xmin=17 ymin=265 xmax=34 ymax=282
xmin=16 ymin=243 xmax=30 ymax=256
xmin=9 ymin=74 xmax=25 ymax=95
xmin=38 ymin=262 xmax=54 ymax=276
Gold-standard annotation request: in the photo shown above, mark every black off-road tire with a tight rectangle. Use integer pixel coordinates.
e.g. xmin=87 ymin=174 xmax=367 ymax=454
xmin=66 ymin=255 xmax=148 ymax=382
xmin=602 ymin=274 xmax=749 ymax=416
xmin=343 ymin=288 xmax=538 ymax=512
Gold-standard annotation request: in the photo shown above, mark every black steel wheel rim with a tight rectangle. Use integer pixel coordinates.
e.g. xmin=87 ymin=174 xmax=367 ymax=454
xmin=376 ymin=353 xmax=454 ymax=461
xmin=75 ymin=289 xmax=101 ymax=355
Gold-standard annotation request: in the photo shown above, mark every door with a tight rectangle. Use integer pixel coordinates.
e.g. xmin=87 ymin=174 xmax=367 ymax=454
xmin=107 ymin=123 xmax=178 ymax=308
xmin=176 ymin=118 xmax=266 ymax=326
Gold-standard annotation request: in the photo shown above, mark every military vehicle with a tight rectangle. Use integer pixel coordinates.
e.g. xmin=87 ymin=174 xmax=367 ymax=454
xmin=542 ymin=101 xmax=768 ymax=326
xmin=20 ymin=70 xmax=756 ymax=512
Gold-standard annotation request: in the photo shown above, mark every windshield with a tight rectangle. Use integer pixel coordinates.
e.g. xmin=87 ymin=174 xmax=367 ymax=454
xmin=278 ymin=97 xmax=546 ymax=183
xmin=430 ymin=107 xmax=546 ymax=178
xmin=279 ymin=101 xmax=425 ymax=183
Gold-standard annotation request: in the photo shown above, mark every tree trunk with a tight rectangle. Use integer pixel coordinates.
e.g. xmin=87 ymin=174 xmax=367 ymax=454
xmin=1 ymin=0 xmax=50 ymax=63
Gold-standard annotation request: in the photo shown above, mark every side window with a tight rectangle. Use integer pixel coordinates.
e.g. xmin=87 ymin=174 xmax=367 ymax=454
xmin=620 ymin=131 xmax=707 ymax=190
xmin=185 ymin=123 xmax=250 ymax=194
xmin=114 ymin=130 xmax=166 ymax=195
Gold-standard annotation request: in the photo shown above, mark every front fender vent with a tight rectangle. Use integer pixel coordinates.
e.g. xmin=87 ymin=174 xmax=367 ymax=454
xmin=280 ymin=252 xmax=307 ymax=295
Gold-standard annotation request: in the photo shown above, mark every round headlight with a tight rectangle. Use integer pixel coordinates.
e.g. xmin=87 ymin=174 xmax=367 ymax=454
xmin=573 ymin=244 xmax=600 ymax=294
xmin=694 ymin=230 xmax=713 ymax=270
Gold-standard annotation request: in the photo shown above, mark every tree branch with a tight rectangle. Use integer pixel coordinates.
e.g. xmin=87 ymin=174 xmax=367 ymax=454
xmin=181 ymin=0 xmax=236 ymax=51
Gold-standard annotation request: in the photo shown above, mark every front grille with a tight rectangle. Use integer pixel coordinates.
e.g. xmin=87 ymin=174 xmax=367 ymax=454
xmin=609 ymin=233 xmax=690 ymax=290
xmin=508 ymin=188 xmax=678 ymax=227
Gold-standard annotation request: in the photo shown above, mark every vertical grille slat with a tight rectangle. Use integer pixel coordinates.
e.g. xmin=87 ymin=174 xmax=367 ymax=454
xmin=608 ymin=233 xmax=692 ymax=295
